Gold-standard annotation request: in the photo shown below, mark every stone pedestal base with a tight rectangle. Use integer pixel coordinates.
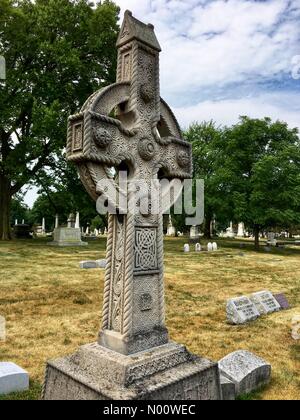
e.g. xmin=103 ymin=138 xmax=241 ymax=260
xmin=48 ymin=228 xmax=88 ymax=247
xmin=43 ymin=342 xmax=221 ymax=400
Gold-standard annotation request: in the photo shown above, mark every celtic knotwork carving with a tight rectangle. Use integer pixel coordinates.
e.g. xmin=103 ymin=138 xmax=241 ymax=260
xmin=93 ymin=126 xmax=111 ymax=148
xmin=134 ymin=228 xmax=158 ymax=272
xmin=177 ymin=150 xmax=190 ymax=168
xmin=138 ymin=138 xmax=156 ymax=161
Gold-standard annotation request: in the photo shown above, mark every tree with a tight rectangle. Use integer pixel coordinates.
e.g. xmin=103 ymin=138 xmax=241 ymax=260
xmin=216 ymin=117 xmax=300 ymax=250
xmin=0 ymin=0 xmax=120 ymax=239
xmin=184 ymin=121 xmax=227 ymax=238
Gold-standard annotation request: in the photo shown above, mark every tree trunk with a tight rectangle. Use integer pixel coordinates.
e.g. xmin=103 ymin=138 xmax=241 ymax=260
xmin=254 ymin=225 xmax=260 ymax=251
xmin=0 ymin=175 xmax=12 ymax=240
xmin=203 ymin=216 xmax=212 ymax=239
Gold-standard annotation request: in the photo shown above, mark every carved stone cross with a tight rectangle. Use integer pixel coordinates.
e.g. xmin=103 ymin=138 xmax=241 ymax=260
xmin=67 ymin=11 xmax=192 ymax=355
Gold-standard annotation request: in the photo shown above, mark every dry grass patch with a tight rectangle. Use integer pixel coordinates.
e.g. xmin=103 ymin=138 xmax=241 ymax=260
xmin=0 ymin=237 xmax=300 ymax=400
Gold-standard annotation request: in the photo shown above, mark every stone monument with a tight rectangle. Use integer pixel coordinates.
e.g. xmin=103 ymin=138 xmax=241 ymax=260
xmin=48 ymin=212 xmax=87 ymax=247
xmin=190 ymin=225 xmax=200 ymax=241
xmin=225 ymin=222 xmax=235 ymax=238
xmin=43 ymin=11 xmax=221 ymax=400
xmin=166 ymin=215 xmax=176 ymax=237
xmin=237 ymin=222 xmax=245 ymax=238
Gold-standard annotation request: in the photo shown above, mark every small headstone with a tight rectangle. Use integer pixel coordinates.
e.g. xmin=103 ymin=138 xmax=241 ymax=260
xmin=212 ymin=242 xmax=218 ymax=251
xmin=220 ymin=374 xmax=236 ymax=400
xmin=96 ymin=259 xmax=107 ymax=269
xmin=0 ymin=362 xmax=29 ymax=396
xmin=79 ymin=261 xmax=98 ymax=269
xmin=184 ymin=244 xmax=190 ymax=253
xmin=219 ymin=350 xmax=271 ymax=396
xmin=207 ymin=242 xmax=213 ymax=252
xmin=195 ymin=243 xmax=201 ymax=252
xmin=250 ymin=291 xmax=281 ymax=315
xmin=226 ymin=296 xmax=260 ymax=325
xmin=274 ymin=293 xmax=290 ymax=310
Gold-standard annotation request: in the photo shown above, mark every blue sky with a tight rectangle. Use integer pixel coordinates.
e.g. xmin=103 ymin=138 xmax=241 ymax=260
xmin=24 ymin=0 xmax=300 ymax=207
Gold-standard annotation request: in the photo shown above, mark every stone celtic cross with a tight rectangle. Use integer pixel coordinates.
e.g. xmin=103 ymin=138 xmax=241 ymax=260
xmin=67 ymin=11 xmax=192 ymax=355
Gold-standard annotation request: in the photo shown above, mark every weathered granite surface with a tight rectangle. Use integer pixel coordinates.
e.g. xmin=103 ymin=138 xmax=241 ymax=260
xmin=43 ymin=342 xmax=221 ymax=400
xmin=219 ymin=350 xmax=271 ymax=396
xmin=0 ymin=363 xmax=29 ymax=396
xmin=227 ymin=296 xmax=260 ymax=325
xmin=49 ymin=227 xmax=88 ymax=247
xmin=220 ymin=374 xmax=236 ymax=400
xmin=250 ymin=291 xmax=281 ymax=315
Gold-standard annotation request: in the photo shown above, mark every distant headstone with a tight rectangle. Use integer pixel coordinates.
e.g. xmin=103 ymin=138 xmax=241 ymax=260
xmin=0 ymin=363 xmax=29 ymax=396
xmin=166 ymin=215 xmax=176 ymax=237
xmin=225 ymin=222 xmax=235 ymax=238
xmin=195 ymin=243 xmax=201 ymax=252
xmin=237 ymin=222 xmax=245 ymax=238
xmin=226 ymin=296 xmax=260 ymax=325
xmin=49 ymin=226 xmax=88 ymax=247
xmin=184 ymin=244 xmax=190 ymax=253
xmin=220 ymin=374 xmax=236 ymax=400
xmin=207 ymin=242 xmax=213 ymax=252
xmin=219 ymin=351 xmax=271 ymax=396
xmin=80 ymin=261 xmax=98 ymax=269
xmin=250 ymin=291 xmax=281 ymax=315
xmin=274 ymin=293 xmax=290 ymax=310
xmin=212 ymin=242 xmax=218 ymax=251
xmin=190 ymin=225 xmax=200 ymax=240
xmin=96 ymin=259 xmax=107 ymax=269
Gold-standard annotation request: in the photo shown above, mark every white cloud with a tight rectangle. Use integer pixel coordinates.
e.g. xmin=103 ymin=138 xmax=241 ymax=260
xmin=115 ymin=0 xmax=300 ymax=130
xmin=174 ymin=92 xmax=300 ymax=130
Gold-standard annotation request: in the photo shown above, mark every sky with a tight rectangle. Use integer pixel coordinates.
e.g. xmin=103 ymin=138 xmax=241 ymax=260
xmin=24 ymin=0 xmax=300 ymax=207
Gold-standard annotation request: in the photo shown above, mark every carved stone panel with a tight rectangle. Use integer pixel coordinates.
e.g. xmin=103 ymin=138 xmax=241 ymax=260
xmin=134 ymin=227 xmax=158 ymax=273
xmin=73 ymin=122 xmax=83 ymax=152
xmin=132 ymin=275 xmax=160 ymax=334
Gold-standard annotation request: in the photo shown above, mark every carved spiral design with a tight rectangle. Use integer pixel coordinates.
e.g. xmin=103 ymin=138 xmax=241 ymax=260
xmin=102 ymin=214 xmax=114 ymax=330
xmin=122 ymin=200 xmax=135 ymax=337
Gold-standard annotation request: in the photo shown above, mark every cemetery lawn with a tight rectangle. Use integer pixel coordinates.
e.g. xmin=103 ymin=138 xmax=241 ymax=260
xmin=0 ymin=238 xmax=300 ymax=400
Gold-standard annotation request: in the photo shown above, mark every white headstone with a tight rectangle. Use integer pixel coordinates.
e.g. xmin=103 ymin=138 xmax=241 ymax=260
xmin=22 ymin=219 xmax=25 ymax=225
xmin=96 ymin=259 xmax=107 ymax=269
xmin=0 ymin=363 xmax=29 ymax=396
xmin=219 ymin=351 xmax=271 ymax=397
xmin=237 ymin=222 xmax=245 ymax=237
xmin=55 ymin=215 xmax=59 ymax=229
xmin=212 ymin=242 xmax=218 ymax=251
xmin=250 ymin=291 xmax=281 ymax=315
xmin=184 ymin=244 xmax=190 ymax=253
xmin=79 ymin=261 xmax=98 ymax=269
xmin=15 ymin=219 xmax=18 ymax=226
xmin=227 ymin=296 xmax=260 ymax=325
xmin=225 ymin=222 xmax=235 ymax=238
xmin=42 ymin=218 xmax=46 ymax=234
xmin=207 ymin=242 xmax=213 ymax=252
xmin=190 ymin=225 xmax=200 ymax=240
xmin=75 ymin=212 xmax=80 ymax=229
xmin=195 ymin=243 xmax=201 ymax=252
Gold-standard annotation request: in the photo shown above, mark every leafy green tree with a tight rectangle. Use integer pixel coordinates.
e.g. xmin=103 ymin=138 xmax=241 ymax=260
xmin=217 ymin=117 xmax=300 ymax=249
xmin=0 ymin=0 xmax=119 ymax=239
xmin=184 ymin=121 xmax=226 ymax=238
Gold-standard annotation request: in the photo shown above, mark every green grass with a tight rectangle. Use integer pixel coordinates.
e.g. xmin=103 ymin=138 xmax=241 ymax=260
xmin=0 ymin=237 xmax=300 ymax=400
